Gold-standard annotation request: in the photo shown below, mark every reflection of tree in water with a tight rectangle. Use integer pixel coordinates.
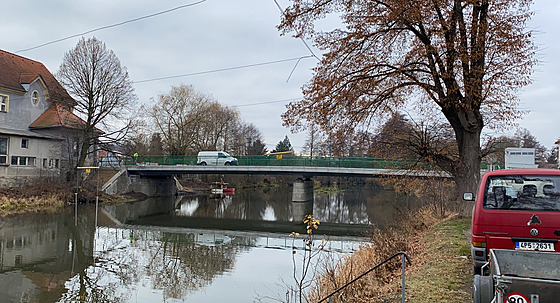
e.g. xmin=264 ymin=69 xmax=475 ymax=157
xmin=70 ymin=229 xmax=245 ymax=302
xmin=313 ymin=179 xmax=421 ymax=225
xmin=314 ymin=190 xmax=369 ymax=224
xmin=364 ymin=182 xmax=421 ymax=226
xmin=57 ymin=214 xmax=129 ymax=303
xmin=147 ymin=233 xmax=240 ymax=300
xmin=3 ymin=209 xmax=252 ymax=302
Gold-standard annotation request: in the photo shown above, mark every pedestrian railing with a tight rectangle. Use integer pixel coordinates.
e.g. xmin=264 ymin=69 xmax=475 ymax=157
xmin=317 ymin=251 xmax=412 ymax=303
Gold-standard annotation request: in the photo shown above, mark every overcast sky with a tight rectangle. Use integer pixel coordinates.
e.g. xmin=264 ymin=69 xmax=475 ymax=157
xmin=2 ymin=0 xmax=559 ymax=152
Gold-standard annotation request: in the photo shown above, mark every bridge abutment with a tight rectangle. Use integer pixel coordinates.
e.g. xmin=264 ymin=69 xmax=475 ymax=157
xmin=292 ymin=178 xmax=314 ymax=222
xmin=128 ymin=175 xmax=176 ymax=197
xmin=103 ymin=170 xmax=178 ymax=197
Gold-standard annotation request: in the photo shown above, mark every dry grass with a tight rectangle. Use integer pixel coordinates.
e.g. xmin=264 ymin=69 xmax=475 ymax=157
xmin=309 ymin=209 xmax=472 ymax=302
xmin=0 ymin=189 xmax=69 ymax=216
xmin=0 ymin=180 xmax=140 ymax=216
xmin=401 ymin=218 xmax=472 ymax=302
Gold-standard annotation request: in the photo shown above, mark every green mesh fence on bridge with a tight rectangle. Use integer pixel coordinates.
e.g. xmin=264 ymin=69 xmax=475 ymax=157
xmin=127 ymin=155 xmax=198 ymax=166
xmin=124 ymin=155 xmax=435 ymax=170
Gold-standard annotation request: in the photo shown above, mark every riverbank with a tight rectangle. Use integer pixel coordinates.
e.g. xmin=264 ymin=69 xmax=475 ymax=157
xmin=384 ymin=217 xmax=473 ymax=302
xmin=309 ymin=214 xmax=473 ymax=302
xmin=0 ymin=181 xmax=142 ymax=217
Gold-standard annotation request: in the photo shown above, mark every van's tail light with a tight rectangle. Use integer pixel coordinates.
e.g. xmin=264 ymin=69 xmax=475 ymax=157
xmin=472 ymin=235 xmax=486 ymax=248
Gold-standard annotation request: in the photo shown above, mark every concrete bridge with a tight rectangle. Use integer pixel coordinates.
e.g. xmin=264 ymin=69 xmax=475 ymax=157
xmin=126 ymin=164 xmax=448 ymax=178
xmin=102 ymin=163 xmax=448 ymax=221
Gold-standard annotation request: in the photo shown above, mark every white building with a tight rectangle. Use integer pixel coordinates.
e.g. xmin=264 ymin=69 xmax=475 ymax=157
xmin=504 ymin=147 xmax=538 ymax=169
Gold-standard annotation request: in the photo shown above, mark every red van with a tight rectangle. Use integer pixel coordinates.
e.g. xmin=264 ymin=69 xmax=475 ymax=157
xmin=466 ymin=169 xmax=560 ymax=273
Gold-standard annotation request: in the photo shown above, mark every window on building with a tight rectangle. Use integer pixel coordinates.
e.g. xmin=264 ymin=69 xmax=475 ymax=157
xmin=31 ymin=91 xmax=40 ymax=106
xmin=0 ymin=137 xmax=7 ymax=164
xmin=21 ymin=138 xmax=29 ymax=149
xmin=0 ymin=94 xmax=7 ymax=112
xmin=11 ymin=156 xmax=36 ymax=166
xmin=43 ymin=158 xmax=60 ymax=169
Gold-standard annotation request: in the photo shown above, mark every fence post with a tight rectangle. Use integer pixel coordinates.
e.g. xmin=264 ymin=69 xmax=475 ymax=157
xmin=402 ymin=253 xmax=406 ymax=303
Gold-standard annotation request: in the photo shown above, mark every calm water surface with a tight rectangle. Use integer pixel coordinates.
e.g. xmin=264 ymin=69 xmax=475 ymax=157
xmin=0 ymin=184 xmax=417 ymax=302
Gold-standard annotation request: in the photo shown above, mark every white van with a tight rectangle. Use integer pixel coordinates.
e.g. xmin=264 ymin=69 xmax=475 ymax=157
xmin=197 ymin=151 xmax=238 ymax=166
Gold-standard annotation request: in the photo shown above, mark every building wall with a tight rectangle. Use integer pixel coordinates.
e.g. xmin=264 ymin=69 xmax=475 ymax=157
xmin=0 ymin=82 xmax=65 ymax=186
xmin=0 ymin=81 xmax=50 ymax=130
xmin=0 ymin=135 xmax=62 ymax=187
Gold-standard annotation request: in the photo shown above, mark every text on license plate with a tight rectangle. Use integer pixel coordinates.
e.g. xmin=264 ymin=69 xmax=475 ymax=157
xmin=515 ymin=241 xmax=555 ymax=251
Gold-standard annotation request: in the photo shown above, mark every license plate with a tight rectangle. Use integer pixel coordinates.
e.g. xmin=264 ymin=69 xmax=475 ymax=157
xmin=515 ymin=241 xmax=555 ymax=251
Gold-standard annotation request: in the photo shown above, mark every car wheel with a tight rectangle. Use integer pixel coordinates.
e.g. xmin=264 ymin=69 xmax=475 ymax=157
xmin=200 ymin=162 xmax=207 ymax=166
xmin=224 ymin=162 xmax=230 ymax=166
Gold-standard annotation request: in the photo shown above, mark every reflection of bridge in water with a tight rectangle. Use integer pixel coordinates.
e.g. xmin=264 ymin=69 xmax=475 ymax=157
xmin=100 ymin=196 xmax=372 ymax=237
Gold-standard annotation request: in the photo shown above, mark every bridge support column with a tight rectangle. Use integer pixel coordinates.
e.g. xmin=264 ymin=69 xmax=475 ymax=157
xmin=292 ymin=178 xmax=314 ymax=222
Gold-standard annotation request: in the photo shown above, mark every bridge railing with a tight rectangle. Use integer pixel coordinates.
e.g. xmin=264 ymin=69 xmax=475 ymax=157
xmin=236 ymin=156 xmax=426 ymax=169
xmin=125 ymin=155 xmax=198 ymax=166
xmin=123 ymin=155 xmax=437 ymax=170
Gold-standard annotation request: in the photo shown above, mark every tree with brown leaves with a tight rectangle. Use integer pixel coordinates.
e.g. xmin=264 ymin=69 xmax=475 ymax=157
xmin=278 ymin=0 xmax=535 ymax=204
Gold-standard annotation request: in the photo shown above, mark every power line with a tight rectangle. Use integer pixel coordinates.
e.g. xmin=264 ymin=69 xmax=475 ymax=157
xmin=16 ymin=1 xmax=207 ymax=53
xmin=272 ymin=0 xmax=318 ymax=60
xmin=232 ymin=98 xmax=302 ymax=108
xmin=133 ymin=55 xmax=314 ymax=84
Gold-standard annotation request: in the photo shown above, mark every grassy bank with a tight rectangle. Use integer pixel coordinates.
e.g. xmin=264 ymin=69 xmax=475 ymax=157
xmin=395 ymin=218 xmax=472 ymax=302
xmin=0 ymin=183 xmax=70 ymax=216
xmin=309 ymin=214 xmax=473 ymax=302
xmin=0 ymin=181 xmax=142 ymax=217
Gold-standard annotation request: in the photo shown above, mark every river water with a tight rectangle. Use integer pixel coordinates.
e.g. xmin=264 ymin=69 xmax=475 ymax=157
xmin=0 ymin=181 xmax=418 ymax=302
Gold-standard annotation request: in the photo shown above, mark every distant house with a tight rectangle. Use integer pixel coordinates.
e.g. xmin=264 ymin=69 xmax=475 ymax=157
xmin=556 ymin=139 xmax=560 ymax=169
xmin=0 ymin=50 xmax=89 ymax=186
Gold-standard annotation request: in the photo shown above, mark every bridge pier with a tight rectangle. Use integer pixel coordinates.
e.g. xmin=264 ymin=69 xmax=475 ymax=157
xmin=292 ymin=178 xmax=314 ymax=222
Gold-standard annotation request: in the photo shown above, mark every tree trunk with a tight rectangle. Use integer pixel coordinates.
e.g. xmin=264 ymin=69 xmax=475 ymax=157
xmin=77 ymin=138 xmax=90 ymax=168
xmin=453 ymin=127 xmax=482 ymax=217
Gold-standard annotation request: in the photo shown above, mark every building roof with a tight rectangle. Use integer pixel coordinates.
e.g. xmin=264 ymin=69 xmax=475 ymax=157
xmin=29 ymin=103 xmax=88 ymax=130
xmin=0 ymin=49 xmax=76 ymax=106
xmin=0 ymin=127 xmax=60 ymax=140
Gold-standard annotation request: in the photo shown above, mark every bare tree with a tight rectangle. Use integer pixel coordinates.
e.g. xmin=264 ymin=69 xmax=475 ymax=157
xmin=150 ymin=84 xmax=207 ymax=155
xmin=196 ymin=102 xmax=240 ymax=151
xmin=57 ymin=37 xmax=136 ymax=167
xmin=150 ymin=84 xmax=245 ymax=155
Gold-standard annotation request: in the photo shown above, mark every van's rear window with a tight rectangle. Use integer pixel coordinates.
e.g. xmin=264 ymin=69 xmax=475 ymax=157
xmin=483 ymin=174 xmax=560 ymax=211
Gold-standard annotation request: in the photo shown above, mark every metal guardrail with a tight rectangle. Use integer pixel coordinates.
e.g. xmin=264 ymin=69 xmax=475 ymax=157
xmin=317 ymin=251 xmax=412 ymax=303
xmin=123 ymin=155 xmax=436 ymax=170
